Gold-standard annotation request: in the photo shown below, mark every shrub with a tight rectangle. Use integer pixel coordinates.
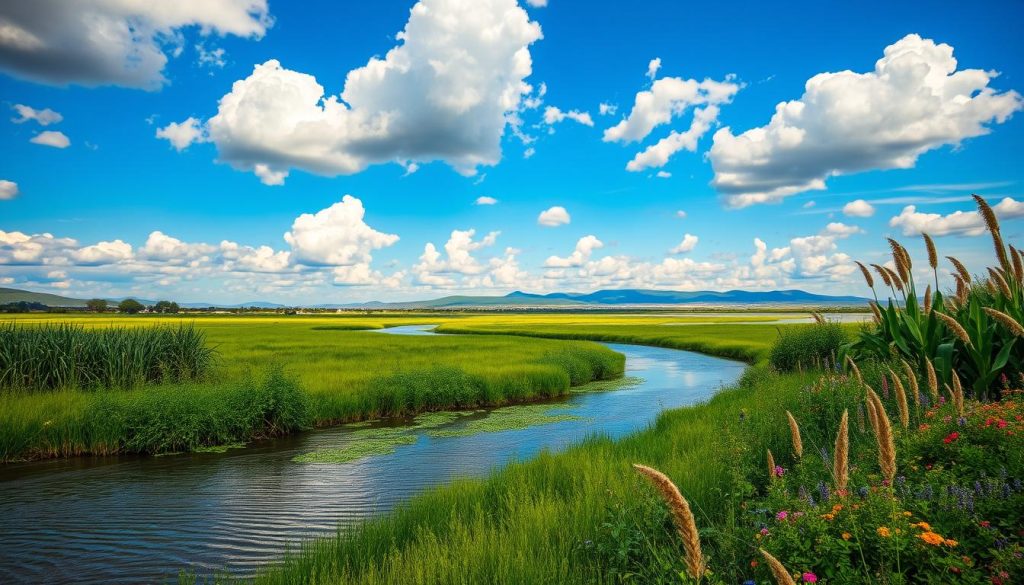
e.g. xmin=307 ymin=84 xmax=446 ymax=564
xmin=769 ymin=322 xmax=847 ymax=372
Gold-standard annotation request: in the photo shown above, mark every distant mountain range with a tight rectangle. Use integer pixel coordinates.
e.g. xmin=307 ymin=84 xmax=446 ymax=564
xmin=0 ymin=286 xmax=869 ymax=310
xmin=0 ymin=286 xmax=868 ymax=311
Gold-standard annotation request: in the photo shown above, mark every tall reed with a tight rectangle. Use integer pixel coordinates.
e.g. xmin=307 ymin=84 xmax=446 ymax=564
xmin=632 ymin=464 xmax=706 ymax=580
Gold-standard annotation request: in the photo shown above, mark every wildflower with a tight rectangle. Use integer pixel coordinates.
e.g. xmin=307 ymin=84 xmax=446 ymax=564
xmin=877 ymin=527 xmax=892 ymax=538
xmin=832 ymin=504 xmax=843 ymax=512
xmin=802 ymin=572 xmax=818 ymax=583
xmin=821 ymin=513 xmax=835 ymax=521
xmin=912 ymin=522 xmax=932 ymax=531
xmin=775 ymin=465 xmax=786 ymax=478
xmin=750 ymin=560 xmax=759 ymax=568
xmin=902 ymin=511 xmax=912 ymax=517
xmin=776 ymin=510 xmax=789 ymax=521
xmin=980 ymin=520 xmax=991 ymax=528
xmin=761 ymin=528 xmax=770 ymax=536
xmin=841 ymin=532 xmax=852 ymax=540
xmin=944 ymin=539 xmax=959 ymax=547
xmin=943 ymin=431 xmax=960 ymax=444
xmin=919 ymin=531 xmax=945 ymax=545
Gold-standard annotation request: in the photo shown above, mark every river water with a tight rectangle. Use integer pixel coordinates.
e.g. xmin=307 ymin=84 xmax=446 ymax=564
xmin=0 ymin=326 xmax=745 ymax=584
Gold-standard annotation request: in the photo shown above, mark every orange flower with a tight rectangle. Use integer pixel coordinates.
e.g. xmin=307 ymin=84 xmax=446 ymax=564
xmin=877 ymin=527 xmax=891 ymax=538
xmin=821 ymin=513 xmax=835 ymax=521
xmin=919 ymin=531 xmax=944 ymax=546
xmin=912 ymin=522 xmax=932 ymax=531
xmin=832 ymin=504 xmax=843 ymax=512
xmin=944 ymin=539 xmax=959 ymax=547
xmin=902 ymin=511 xmax=912 ymax=517
xmin=841 ymin=532 xmax=852 ymax=541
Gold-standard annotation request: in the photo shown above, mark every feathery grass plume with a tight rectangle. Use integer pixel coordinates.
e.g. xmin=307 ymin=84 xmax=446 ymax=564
xmin=923 ymin=233 xmax=938 ymax=270
xmin=989 ymin=267 xmax=1012 ymax=298
xmin=886 ymin=266 xmax=905 ymax=293
xmin=888 ymin=237 xmax=912 ymax=284
xmin=869 ymin=301 xmax=883 ymax=325
xmin=632 ymin=464 xmax=707 ymax=579
xmin=811 ymin=312 xmax=826 ymax=326
xmin=834 ymin=409 xmax=849 ymax=492
xmin=974 ymin=194 xmax=1011 ymax=273
xmin=947 ymin=256 xmax=972 ymax=285
xmin=845 ymin=355 xmax=863 ymax=386
xmin=889 ymin=368 xmax=910 ymax=429
xmin=936 ymin=312 xmax=973 ymax=347
xmin=759 ymin=548 xmax=798 ymax=585
xmin=857 ymin=403 xmax=867 ymax=433
xmin=868 ymin=389 xmax=897 ymax=482
xmin=856 ymin=260 xmax=875 ymax=289
xmin=983 ymin=307 xmax=1024 ymax=337
xmin=950 ymin=372 xmax=965 ymax=417
xmin=923 ymin=284 xmax=932 ymax=314
xmin=767 ymin=449 xmax=777 ymax=481
xmin=872 ymin=263 xmax=893 ymax=288
xmin=926 ymin=358 xmax=939 ymax=401
xmin=865 ymin=391 xmax=880 ymax=436
xmin=901 ymin=359 xmax=921 ymax=407
xmin=1011 ymin=244 xmax=1024 ymax=284
xmin=786 ymin=411 xmax=803 ymax=458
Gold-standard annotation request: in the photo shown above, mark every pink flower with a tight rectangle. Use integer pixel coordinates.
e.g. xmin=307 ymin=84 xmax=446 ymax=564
xmin=760 ymin=528 xmax=770 ymax=536
xmin=802 ymin=573 xmax=818 ymax=583
xmin=774 ymin=465 xmax=785 ymax=477
xmin=776 ymin=510 xmax=788 ymax=521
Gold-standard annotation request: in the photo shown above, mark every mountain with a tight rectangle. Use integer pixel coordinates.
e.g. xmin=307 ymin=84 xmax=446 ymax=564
xmin=0 ymin=287 xmax=90 ymax=307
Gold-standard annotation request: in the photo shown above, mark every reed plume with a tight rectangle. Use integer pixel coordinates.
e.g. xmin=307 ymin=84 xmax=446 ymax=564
xmin=845 ymin=355 xmax=863 ymax=386
xmin=856 ymin=260 xmax=875 ymax=289
xmin=923 ymin=233 xmax=938 ymax=270
xmin=901 ymin=359 xmax=920 ymax=407
xmin=869 ymin=301 xmax=883 ymax=325
xmin=936 ymin=312 xmax=973 ymax=347
xmin=926 ymin=358 xmax=939 ymax=401
xmin=872 ymin=263 xmax=893 ymax=288
xmin=890 ymin=368 xmax=910 ymax=429
xmin=974 ymin=194 xmax=1011 ymax=273
xmin=767 ymin=449 xmax=777 ymax=481
xmin=923 ymin=284 xmax=932 ymax=314
xmin=811 ymin=312 xmax=826 ymax=326
xmin=947 ymin=256 xmax=972 ymax=285
xmin=786 ymin=411 xmax=803 ymax=459
xmin=888 ymin=238 xmax=911 ymax=284
xmin=950 ymin=373 xmax=965 ymax=417
xmin=834 ymin=409 xmax=849 ymax=492
xmin=868 ymin=389 xmax=897 ymax=482
xmin=887 ymin=267 xmax=905 ymax=293
xmin=865 ymin=392 xmax=880 ymax=436
xmin=989 ymin=268 xmax=1012 ymax=298
xmin=983 ymin=307 xmax=1024 ymax=337
xmin=1011 ymin=244 xmax=1024 ymax=284
xmin=759 ymin=548 xmax=797 ymax=585
xmin=632 ymin=464 xmax=706 ymax=579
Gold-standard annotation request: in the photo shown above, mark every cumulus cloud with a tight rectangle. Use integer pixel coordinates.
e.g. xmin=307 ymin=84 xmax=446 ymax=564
xmin=656 ymin=171 xmax=672 ymax=179
xmin=710 ymin=34 xmax=1024 ymax=208
xmin=543 ymin=106 xmax=594 ymax=127
xmin=29 ymin=130 xmax=70 ymax=148
xmin=284 ymin=195 xmax=399 ymax=266
xmin=544 ymin=235 xmax=603 ymax=267
xmin=185 ymin=0 xmax=542 ymax=184
xmin=413 ymin=228 xmax=500 ymax=285
xmin=598 ymin=102 xmax=618 ymax=116
xmin=11 ymin=104 xmax=62 ymax=125
xmin=538 ymin=205 xmax=571 ymax=227
xmin=71 ymin=240 xmax=133 ymax=265
xmin=156 ymin=117 xmax=207 ymax=151
xmin=140 ymin=231 xmax=215 ymax=262
xmin=0 ymin=0 xmax=271 ymax=89
xmin=0 ymin=180 xmax=17 ymax=200
xmin=475 ymin=196 xmax=498 ymax=205
xmin=843 ymin=199 xmax=875 ymax=217
xmin=646 ymin=58 xmax=662 ymax=80
xmin=889 ymin=197 xmax=1024 ymax=236
xmin=604 ymin=76 xmax=739 ymax=144
xmin=670 ymin=233 xmax=698 ymax=254
xmin=625 ymin=105 xmax=720 ymax=172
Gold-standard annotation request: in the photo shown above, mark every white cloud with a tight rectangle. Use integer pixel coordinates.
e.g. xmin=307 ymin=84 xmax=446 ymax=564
xmin=603 ymin=76 xmax=739 ymax=144
xmin=710 ymin=34 xmax=1024 ymax=208
xmin=544 ymin=235 xmax=603 ymax=267
xmin=140 ymin=231 xmax=215 ymax=262
xmin=475 ymin=196 xmax=498 ymax=205
xmin=220 ymin=241 xmax=290 ymax=273
xmin=656 ymin=171 xmax=671 ymax=179
xmin=598 ymin=102 xmax=618 ymax=116
xmin=669 ymin=233 xmax=698 ymax=254
xmin=543 ymin=106 xmax=594 ymax=127
xmin=523 ymin=147 xmax=536 ymax=159
xmin=156 ymin=117 xmax=207 ymax=151
xmin=525 ymin=0 xmax=547 ymax=6
xmin=0 ymin=229 xmax=77 ymax=265
xmin=0 ymin=0 xmax=271 ymax=89
xmin=676 ymin=210 xmax=687 ymax=219
xmin=889 ymin=196 xmax=1024 ymax=236
xmin=11 ymin=104 xmax=62 ymax=125
xmin=193 ymin=0 xmax=542 ymax=184
xmin=538 ymin=205 xmax=571 ymax=227
xmin=29 ymin=130 xmax=70 ymax=148
xmin=284 ymin=195 xmax=399 ymax=266
xmin=413 ymin=228 xmax=500 ymax=284
xmin=646 ymin=57 xmax=661 ymax=80
xmin=843 ymin=199 xmax=875 ymax=217
xmin=802 ymin=200 xmax=816 ymax=209
xmin=196 ymin=43 xmax=227 ymax=68
xmin=71 ymin=240 xmax=133 ymax=265
xmin=0 ymin=180 xmax=17 ymax=200
xmin=625 ymin=105 xmax=720 ymax=171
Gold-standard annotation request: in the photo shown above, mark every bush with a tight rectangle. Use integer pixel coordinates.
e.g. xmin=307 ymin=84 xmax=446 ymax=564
xmin=769 ymin=322 xmax=848 ymax=372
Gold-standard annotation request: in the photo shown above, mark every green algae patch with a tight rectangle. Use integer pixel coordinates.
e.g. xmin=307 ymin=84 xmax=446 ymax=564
xmin=570 ymin=376 xmax=644 ymax=394
xmin=194 ymin=442 xmax=247 ymax=454
xmin=426 ymin=404 xmax=586 ymax=439
xmin=293 ymin=434 xmax=418 ymax=464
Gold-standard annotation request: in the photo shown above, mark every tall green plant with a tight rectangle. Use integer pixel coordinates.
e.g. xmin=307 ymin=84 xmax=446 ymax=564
xmin=848 ymin=195 xmax=1024 ymax=400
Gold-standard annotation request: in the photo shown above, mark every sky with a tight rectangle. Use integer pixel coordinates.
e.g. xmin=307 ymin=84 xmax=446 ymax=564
xmin=1 ymin=0 xmax=1023 ymax=304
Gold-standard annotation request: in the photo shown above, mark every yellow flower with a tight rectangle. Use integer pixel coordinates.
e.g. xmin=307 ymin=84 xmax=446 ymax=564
xmin=841 ymin=532 xmax=852 ymax=541
xmin=944 ymin=539 xmax=959 ymax=547
xmin=902 ymin=511 xmax=912 ymax=517
xmin=919 ymin=532 xmax=944 ymax=546
xmin=821 ymin=513 xmax=835 ymax=521
xmin=877 ymin=527 xmax=891 ymax=538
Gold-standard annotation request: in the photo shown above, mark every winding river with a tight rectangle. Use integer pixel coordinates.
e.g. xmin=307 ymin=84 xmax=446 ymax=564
xmin=0 ymin=326 xmax=745 ymax=584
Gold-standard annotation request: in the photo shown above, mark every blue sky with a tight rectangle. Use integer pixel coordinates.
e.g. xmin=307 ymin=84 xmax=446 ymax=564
xmin=1 ymin=0 xmax=1023 ymax=303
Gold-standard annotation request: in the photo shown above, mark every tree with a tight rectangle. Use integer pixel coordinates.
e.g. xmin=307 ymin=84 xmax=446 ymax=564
xmin=118 ymin=299 xmax=145 ymax=314
xmin=153 ymin=300 xmax=180 ymax=314
xmin=86 ymin=299 xmax=108 ymax=313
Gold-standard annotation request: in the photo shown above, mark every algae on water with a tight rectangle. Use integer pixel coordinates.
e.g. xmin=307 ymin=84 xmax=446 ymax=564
xmin=293 ymin=434 xmax=418 ymax=463
xmin=570 ymin=376 xmax=644 ymax=394
xmin=427 ymin=403 xmax=586 ymax=439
